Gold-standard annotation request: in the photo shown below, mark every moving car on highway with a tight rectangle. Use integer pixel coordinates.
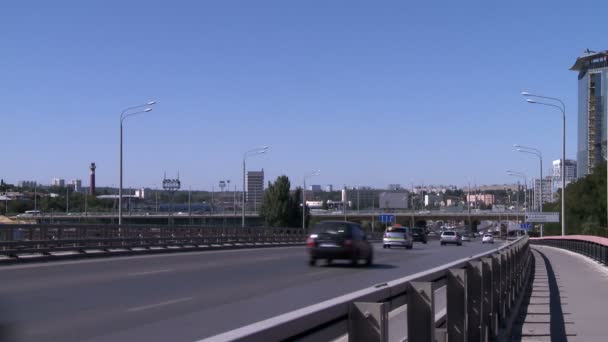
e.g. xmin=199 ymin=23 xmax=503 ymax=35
xmin=411 ymin=227 xmax=427 ymax=244
xmin=307 ymin=221 xmax=373 ymax=266
xmin=383 ymin=225 xmax=413 ymax=249
xmin=440 ymin=231 xmax=462 ymax=246
xmin=461 ymin=233 xmax=472 ymax=242
xmin=482 ymin=233 xmax=495 ymax=244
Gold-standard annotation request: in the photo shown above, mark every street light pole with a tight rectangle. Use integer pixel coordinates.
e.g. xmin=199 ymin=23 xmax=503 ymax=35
xmin=242 ymin=147 xmax=269 ymax=227
xmin=119 ymin=101 xmax=155 ymax=227
xmin=522 ymin=92 xmax=566 ymax=235
xmin=303 ymin=170 xmax=320 ymax=233
xmin=514 ymin=145 xmax=544 ymax=236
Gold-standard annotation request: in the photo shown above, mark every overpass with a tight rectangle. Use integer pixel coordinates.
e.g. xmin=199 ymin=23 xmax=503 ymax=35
xmin=21 ymin=210 xmax=528 ymax=227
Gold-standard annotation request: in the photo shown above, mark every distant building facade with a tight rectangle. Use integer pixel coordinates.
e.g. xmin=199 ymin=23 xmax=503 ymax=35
xmin=308 ymin=185 xmax=322 ymax=192
xmin=246 ymin=170 xmax=264 ymax=210
xmin=570 ymin=50 xmax=608 ymax=177
xmin=387 ymin=184 xmax=402 ymax=191
xmin=533 ymin=177 xmax=554 ymax=211
xmin=325 ymin=184 xmax=333 ymax=192
xmin=71 ymin=179 xmax=82 ymax=192
xmin=552 ymin=159 xmax=577 ymax=187
xmin=52 ymin=178 xmax=65 ymax=187
xmin=17 ymin=180 xmax=37 ymax=188
xmin=378 ymin=192 xmax=409 ymax=209
xmin=466 ymin=194 xmax=495 ymax=206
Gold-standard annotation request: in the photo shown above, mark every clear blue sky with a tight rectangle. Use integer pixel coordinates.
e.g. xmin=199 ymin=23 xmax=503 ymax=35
xmin=1 ymin=0 xmax=606 ymax=190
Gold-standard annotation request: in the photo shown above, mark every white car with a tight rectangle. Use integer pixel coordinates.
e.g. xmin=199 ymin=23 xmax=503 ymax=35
xmin=383 ymin=226 xmax=413 ymax=249
xmin=482 ymin=234 xmax=495 ymax=244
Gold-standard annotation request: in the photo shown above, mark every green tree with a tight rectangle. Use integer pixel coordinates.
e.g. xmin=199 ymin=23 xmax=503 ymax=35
xmin=259 ymin=175 xmax=306 ymax=227
xmin=542 ymin=163 xmax=607 ymax=236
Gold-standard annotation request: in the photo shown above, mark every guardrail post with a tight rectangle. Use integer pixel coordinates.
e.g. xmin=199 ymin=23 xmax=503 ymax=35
xmin=499 ymin=251 xmax=507 ymax=325
xmin=490 ymin=254 xmax=500 ymax=336
xmin=348 ymin=302 xmax=388 ymax=342
xmin=467 ymin=261 xmax=485 ymax=341
xmin=481 ymin=257 xmax=494 ymax=339
xmin=407 ymin=281 xmax=435 ymax=342
xmin=447 ymin=269 xmax=467 ymax=342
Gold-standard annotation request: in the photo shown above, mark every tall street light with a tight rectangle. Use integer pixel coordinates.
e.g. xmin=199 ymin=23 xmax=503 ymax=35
xmin=507 ymin=170 xmax=528 ymax=212
xmin=514 ymin=144 xmax=544 ymax=237
xmin=302 ymin=170 xmax=320 ymax=232
xmin=242 ymin=146 xmax=269 ymax=227
xmin=522 ymin=91 xmax=566 ymax=236
xmin=119 ymin=101 xmax=156 ymax=226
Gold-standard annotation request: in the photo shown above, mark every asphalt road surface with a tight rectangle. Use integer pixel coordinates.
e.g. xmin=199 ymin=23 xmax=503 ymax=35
xmin=0 ymin=239 xmax=501 ymax=342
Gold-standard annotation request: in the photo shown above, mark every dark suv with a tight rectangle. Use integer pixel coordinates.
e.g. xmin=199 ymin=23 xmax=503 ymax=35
xmin=411 ymin=227 xmax=427 ymax=244
xmin=306 ymin=221 xmax=373 ymax=266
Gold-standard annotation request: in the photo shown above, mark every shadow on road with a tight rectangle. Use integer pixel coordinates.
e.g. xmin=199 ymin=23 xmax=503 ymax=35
xmin=321 ymin=263 xmax=397 ymax=269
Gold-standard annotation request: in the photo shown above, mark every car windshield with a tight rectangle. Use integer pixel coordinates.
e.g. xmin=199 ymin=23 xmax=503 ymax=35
xmin=312 ymin=222 xmax=350 ymax=235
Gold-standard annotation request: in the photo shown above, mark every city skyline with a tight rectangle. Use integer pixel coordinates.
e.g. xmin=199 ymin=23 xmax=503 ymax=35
xmin=2 ymin=1 xmax=606 ymax=189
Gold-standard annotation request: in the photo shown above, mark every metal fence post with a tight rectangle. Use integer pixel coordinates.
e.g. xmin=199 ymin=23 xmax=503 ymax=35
xmin=447 ymin=269 xmax=467 ymax=342
xmin=481 ymin=257 xmax=494 ymax=339
xmin=407 ymin=281 xmax=435 ymax=342
xmin=467 ymin=261 xmax=484 ymax=341
xmin=348 ymin=302 xmax=388 ymax=342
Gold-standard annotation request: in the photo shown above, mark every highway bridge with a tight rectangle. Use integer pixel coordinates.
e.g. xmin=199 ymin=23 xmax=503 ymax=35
xmin=1 ymin=228 xmax=605 ymax=342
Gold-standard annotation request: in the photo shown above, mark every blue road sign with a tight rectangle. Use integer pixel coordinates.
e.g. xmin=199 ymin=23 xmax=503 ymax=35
xmin=378 ymin=214 xmax=395 ymax=223
xmin=520 ymin=223 xmax=532 ymax=230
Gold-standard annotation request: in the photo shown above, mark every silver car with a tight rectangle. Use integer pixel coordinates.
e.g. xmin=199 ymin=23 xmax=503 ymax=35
xmin=383 ymin=226 xmax=413 ymax=249
xmin=440 ymin=231 xmax=462 ymax=246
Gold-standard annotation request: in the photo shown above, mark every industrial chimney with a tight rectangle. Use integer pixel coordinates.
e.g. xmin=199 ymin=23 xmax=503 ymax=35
xmin=89 ymin=162 xmax=96 ymax=195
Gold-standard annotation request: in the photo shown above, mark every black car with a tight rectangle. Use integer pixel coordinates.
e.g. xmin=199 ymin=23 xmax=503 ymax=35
xmin=306 ymin=221 xmax=373 ymax=266
xmin=411 ymin=227 xmax=427 ymax=244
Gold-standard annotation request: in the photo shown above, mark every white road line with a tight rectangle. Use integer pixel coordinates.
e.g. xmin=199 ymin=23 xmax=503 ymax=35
xmin=126 ymin=296 xmax=194 ymax=312
xmin=128 ymin=269 xmax=174 ymax=276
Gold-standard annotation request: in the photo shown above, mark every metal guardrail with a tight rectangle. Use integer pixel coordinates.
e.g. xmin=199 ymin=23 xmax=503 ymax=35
xmin=0 ymin=225 xmax=311 ymax=262
xmin=202 ymin=236 xmax=531 ymax=342
xmin=531 ymin=235 xmax=608 ymax=266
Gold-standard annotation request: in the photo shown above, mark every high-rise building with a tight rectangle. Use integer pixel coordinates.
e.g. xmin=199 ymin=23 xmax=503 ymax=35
xmin=17 ymin=180 xmax=37 ymax=188
xmin=308 ymin=185 xmax=322 ymax=192
xmin=325 ymin=184 xmax=333 ymax=192
xmin=533 ymin=177 xmax=554 ymax=211
xmin=246 ymin=170 xmax=264 ymax=210
xmin=89 ymin=162 xmax=96 ymax=195
xmin=552 ymin=159 xmax=577 ymax=187
xmin=570 ymin=50 xmax=608 ymax=177
xmin=71 ymin=179 xmax=82 ymax=192
xmin=52 ymin=178 xmax=65 ymax=187
xmin=387 ymin=184 xmax=402 ymax=191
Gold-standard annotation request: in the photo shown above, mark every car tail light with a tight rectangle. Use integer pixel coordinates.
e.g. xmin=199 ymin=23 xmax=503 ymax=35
xmin=306 ymin=238 xmax=315 ymax=248
xmin=344 ymin=239 xmax=353 ymax=247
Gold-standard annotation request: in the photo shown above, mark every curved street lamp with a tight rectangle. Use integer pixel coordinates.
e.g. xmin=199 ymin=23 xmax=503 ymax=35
xmin=119 ymin=101 xmax=156 ymax=226
xmin=522 ymin=91 xmax=566 ymax=235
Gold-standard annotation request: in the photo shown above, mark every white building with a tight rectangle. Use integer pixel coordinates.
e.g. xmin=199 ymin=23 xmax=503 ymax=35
xmin=533 ymin=177 xmax=554 ymax=211
xmin=325 ymin=184 xmax=333 ymax=192
xmin=552 ymin=159 xmax=577 ymax=187
xmin=52 ymin=178 xmax=65 ymax=187
xmin=71 ymin=179 xmax=82 ymax=192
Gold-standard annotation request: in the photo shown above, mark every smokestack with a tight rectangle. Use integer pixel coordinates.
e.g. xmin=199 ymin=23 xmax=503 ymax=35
xmin=89 ymin=162 xmax=96 ymax=195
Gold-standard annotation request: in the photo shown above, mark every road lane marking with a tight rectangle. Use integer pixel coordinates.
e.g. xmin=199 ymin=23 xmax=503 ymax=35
xmin=126 ymin=296 xmax=194 ymax=312
xmin=128 ymin=269 xmax=173 ymax=276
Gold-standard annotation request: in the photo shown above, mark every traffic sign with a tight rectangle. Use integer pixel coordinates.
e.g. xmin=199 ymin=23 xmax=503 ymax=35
xmin=520 ymin=223 xmax=532 ymax=230
xmin=378 ymin=214 xmax=395 ymax=223
xmin=525 ymin=212 xmax=559 ymax=223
